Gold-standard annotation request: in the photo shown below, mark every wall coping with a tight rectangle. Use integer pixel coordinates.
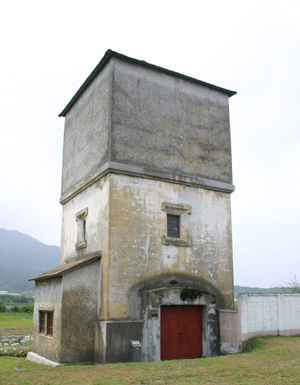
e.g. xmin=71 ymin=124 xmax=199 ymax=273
xmin=60 ymin=161 xmax=235 ymax=204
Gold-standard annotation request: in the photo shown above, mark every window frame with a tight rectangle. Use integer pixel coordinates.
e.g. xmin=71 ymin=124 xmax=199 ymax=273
xmin=39 ymin=310 xmax=54 ymax=337
xmin=75 ymin=207 xmax=88 ymax=251
xmin=162 ymin=202 xmax=192 ymax=247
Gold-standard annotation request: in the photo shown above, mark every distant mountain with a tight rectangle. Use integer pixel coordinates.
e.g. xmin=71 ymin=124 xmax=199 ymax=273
xmin=0 ymin=228 xmax=286 ymax=296
xmin=234 ymin=285 xmax=284 ymax=299
xmin=0 ymin=228 xmax=60 ymax=293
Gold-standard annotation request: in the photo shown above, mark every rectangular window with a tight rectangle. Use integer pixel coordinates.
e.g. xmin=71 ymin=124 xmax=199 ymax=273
xmin=167 ymin=215 xmax=180 ymax=238
xmin=39 ymin=311 xmax=54 ymax=336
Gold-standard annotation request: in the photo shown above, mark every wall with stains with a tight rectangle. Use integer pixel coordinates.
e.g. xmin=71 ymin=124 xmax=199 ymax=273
xmin=32 ymin=277 xmax=63 ymax=362
xmin=111 ymin=58 xmax=232 ymax=184
xmin=60 ymin=175 xmax=110 ymax=265
xmin=60 ymin=55 xmax=233 ymax=204
xmin=108 ymin=173 xmax=234 ymax=322
xmin=61 ymin=61 xmax=112 ymax=196
xmin=60 ymin=259 xmax=100 ymax=363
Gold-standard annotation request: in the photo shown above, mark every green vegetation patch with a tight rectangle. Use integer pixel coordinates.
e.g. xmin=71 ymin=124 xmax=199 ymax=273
xmin=0 ymin=337 xmax=300 ymax=384
xmin=0 ymin=313 xmax=33 ymax=329
xmin=180 ymin=288 xmax=209 ymax=301
xmin=242 ymin=337 xmax=262 ymax=353
xmin=0 ymin=295 xmax=34 ymax=307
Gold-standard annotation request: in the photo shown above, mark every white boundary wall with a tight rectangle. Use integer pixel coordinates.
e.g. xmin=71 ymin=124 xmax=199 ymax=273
xmin=219 ymin=294 xmax=300 ymax=354
xmin=240 ymin=294 xmax=300 ymax=339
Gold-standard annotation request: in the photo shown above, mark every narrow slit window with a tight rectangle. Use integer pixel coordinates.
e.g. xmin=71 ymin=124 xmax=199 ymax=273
xmin=167 ymin=215 xmax=180 ymax=238
xmin=75 ymin=208 xmax=88 ymax=251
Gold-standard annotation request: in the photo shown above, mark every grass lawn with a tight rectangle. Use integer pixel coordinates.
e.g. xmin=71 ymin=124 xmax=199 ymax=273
xmin=0 ymin=336 xmax=300 ymax=384
xmin=0 ymin=313 xmax=33 ymax=329
xmin=0 ymin=312 xmax=33 ymax=337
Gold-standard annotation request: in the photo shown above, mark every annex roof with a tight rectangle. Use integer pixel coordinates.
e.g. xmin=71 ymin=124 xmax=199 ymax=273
xmin=29 ymin=252 xmax=101 ymax=281
xmin=59 ymin=49 xmax=237 ymax=118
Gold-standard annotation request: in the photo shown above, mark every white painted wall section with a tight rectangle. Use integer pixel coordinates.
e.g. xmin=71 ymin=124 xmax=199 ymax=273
xmin=239 ymin=294 xmax=300 ymax=338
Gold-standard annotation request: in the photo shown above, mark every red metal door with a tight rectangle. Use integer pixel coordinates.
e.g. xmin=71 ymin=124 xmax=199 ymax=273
xmin=161 ymin=305 xmax=202 ymax=360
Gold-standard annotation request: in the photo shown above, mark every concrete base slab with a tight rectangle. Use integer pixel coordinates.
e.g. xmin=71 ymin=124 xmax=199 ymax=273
xmin=26 ymin=352 xmax=61 ymax=367
xmin=220 ymin=341 xmax=243 ymax=354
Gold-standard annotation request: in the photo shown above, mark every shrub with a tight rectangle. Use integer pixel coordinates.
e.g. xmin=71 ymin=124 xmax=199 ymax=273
xmin=11 ymin=305 xmax=20 ymax=313
xmin=19 ymin=304 xmax=34 ymax=313
xmin=0 ymin=300 xmax=6 ymax=312
xmin=282 ymin=275 xmax=300 ymax=294
xmin=242 ymin=337 xmax=261 ymax=353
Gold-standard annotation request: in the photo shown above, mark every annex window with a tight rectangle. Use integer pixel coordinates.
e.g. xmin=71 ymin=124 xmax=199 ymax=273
xmin=75 ymin=207 xmax=88 ymax=251
xmin=162 ymin=202 xmax=192 ymax=247
xmin=39 ymin=310 xmax=54 ymax=336
xmin=167 ymin=215 xmax=180 ymax=238
xmin=47 ymin=312 xmax=53 ymax=335
xmin=40 ymin=311 xmax=46 ymax=334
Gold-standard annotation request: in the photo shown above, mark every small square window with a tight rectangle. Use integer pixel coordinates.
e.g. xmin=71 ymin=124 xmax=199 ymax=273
xmin=39 ymin=311 xmax=54 ymax=336
xmin=162 ymin=202 xmax=191 ymax=247
xmin=167 ymin=215 xmax=180 ymax=238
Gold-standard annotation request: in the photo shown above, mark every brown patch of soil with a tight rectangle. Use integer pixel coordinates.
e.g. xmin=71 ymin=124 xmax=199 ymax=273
xmin=0 ymin=327 xmax=31 ymax=336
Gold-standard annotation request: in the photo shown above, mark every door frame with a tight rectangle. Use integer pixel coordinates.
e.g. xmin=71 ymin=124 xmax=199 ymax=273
xmin=142 ymin=287 xmax=219 ymax=362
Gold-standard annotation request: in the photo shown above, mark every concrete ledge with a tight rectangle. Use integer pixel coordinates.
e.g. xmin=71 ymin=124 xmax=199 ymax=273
xmin=162 ymin=236 xmax=191 ymax=247
xmin=220 ymin=341 xmax=243 ymax=355
xmin=26 ymin=352 xmax=61 ymax=367
xmin=240 ymin=329 xmax=300 ymax=341
xmin=60 ymin=161 xmax=235 ymax=204
xmin=279 ymin=328 xmax=300 ymax=336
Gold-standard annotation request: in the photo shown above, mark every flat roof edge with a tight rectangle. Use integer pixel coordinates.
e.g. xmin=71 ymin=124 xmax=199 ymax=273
xmin=58 ymin=49 xmax=237 ymax=118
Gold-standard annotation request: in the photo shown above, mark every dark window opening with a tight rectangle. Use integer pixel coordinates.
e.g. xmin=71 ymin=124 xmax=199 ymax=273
xmin=39 ymin=311 xmax=54 ymax=336
xmin=83 ymin=219 xmax=86 ymax=241
xmin=40 ymin=311 xmax=46 ymax=334
xmin=47 ymin=312 xmax=53 ymax=335
xmin=167 ymin=215 xmax=180 ymax=238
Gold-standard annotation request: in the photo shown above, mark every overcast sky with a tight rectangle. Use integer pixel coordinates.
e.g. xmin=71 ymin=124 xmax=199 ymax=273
xmin=1 ymin=0 xmax=299 ymax=288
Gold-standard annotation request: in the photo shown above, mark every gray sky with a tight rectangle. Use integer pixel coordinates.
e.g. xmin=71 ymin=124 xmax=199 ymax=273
xmin=1 ymin=0 xmax=299 ymax=288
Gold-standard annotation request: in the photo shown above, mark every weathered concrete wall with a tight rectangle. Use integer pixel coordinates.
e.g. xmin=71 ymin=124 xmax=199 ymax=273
xmin=60 ymin=55 xmax=233 ymax=204
xmin=32 ymin=277 xmax=63 ymax=362
xmin=95 ymin=320 xmax=143 ymax=364
xmin=218 ymin=309 xmax=241 ymax=354
xmin=60 ymin=259 xmax=100 ymax=363
xmin=111 ymin=58 xmax=232 ymax=184
xmin=108 ymin=173 xmax=234 ymax=322
xmin=61 ymin=61 xmax=112 ymax=196
xmin=60 ymin=175 xmax=110 ymax=264
xmin=60 ymin=174 xmax=110 ymax=325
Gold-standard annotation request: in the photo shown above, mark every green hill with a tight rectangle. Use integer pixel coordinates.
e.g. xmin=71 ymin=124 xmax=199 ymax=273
xmin=0 ymin=228 xmax=60 ymax=293
xmin=234 ymin=285 xmax=284 ymax=299
xmin=0 ymin=228 xmax=288 ymax=296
